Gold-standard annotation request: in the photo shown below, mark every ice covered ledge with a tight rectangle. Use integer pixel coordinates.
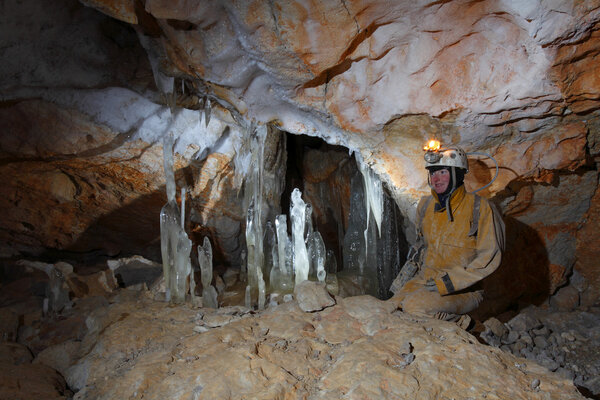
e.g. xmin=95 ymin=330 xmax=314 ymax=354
xmin=81 ymin=0 xmax=600 ymax=210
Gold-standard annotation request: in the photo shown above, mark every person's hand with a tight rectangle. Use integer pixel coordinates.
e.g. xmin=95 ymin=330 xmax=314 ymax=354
xmin=424 ymin=279 xmax=438 ymax=292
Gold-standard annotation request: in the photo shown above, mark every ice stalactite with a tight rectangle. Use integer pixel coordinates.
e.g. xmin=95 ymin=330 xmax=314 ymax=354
xmin=291 ymin=188 xmax=309 ymax=285
xmin=137 ymin=33 xmax=175 ymax=110
xmin=198 ymin=237 xmax=218 ymax=309
xmin=356 ymin=154 xmax=383 ymax=240
xmin=160 ymin=134 xmax=194 ymax=304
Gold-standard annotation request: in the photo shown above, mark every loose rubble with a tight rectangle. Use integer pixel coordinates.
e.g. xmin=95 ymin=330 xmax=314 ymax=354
xmin=479 ymin=305 xmax=600 ymax=397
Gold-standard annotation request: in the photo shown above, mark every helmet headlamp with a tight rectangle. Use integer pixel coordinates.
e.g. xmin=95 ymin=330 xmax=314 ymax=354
xmin=423 ymin=139 xmax=442 ymax=164
xmin=424 ymin=151 xmax=441 ymax=164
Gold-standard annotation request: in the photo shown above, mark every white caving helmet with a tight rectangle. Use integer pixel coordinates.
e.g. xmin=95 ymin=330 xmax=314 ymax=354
xmin=423 ymin=144 xmax=469 ymax=172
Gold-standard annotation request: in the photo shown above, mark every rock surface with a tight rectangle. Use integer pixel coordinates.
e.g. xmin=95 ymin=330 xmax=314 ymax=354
xmin=60 ymin=293 xmax=586 ymax=400
xmin=1 ymin=0 xmax=600 ymax=309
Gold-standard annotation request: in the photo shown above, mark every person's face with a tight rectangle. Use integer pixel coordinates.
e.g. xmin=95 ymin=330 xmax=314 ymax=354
xmin=430 ymin=168 xmax=450 ymax=194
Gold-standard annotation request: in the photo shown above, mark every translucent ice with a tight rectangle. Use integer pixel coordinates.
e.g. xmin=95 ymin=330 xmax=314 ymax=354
xmin=160 ymin=133 xmax=194 ymax=304
xmin=291 ymin=188 xmax=309 ymax=285
xmin=356 ymin=153 xmax=383 ymax=238
xmin=171 ymin=229 xmax=192 ymax=304
xmin=198 ymin=237 xmax=218 ymax=309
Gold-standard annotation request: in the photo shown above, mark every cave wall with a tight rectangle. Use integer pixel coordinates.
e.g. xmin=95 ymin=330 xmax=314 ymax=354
xmin=1 ymin=0 xmax=600 ymax=308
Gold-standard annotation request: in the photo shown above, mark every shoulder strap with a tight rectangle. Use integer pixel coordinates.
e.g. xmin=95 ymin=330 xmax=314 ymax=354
xmin=467 ymin=194 xmax=481 ymax=237
xmin=417 ymin=195 xmax=433 ymax=237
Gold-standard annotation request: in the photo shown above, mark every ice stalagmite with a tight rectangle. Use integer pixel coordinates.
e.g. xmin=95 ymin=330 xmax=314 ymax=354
xmin=263 ymin=220 xmax=277 ymax=286
xmin=291 ymin=188 xmax=309 ymax=285
xmin=198 ymin=237 xmax=218 ymax=309
xmin=273 ymin=214 xmax=293 ymax=294
xmin=171 ymin=230 xmax=192 ymax=304
xmin=313 ymin=231 xmax=326 ymax=282
xmin=160 ymin=134 xmax=194 ymax=304
xmin=325 ymin=250 xmax=339 ymax=295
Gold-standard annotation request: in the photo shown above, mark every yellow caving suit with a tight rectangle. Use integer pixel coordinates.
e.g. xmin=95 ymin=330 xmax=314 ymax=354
xmin=398 ymin=185 xmax=505 ymax=315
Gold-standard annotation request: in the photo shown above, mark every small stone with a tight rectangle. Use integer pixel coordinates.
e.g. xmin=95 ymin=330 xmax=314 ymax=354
xmin=294 ymin=281 xmax=335 ymax=312
xmin=512 ymin=341 xmax=525 ymax=354
xmin=537 ymin=356 xmax=559 ymax=372
xmin=561 ymin=331 xmax=576 ymax=342
xmin=283 ymin=294 xmax=294 ymax=303
xmin=530 ymin=378 xmax=540 ymax=390
xmin=193 ymin=325 xmax=210 ymax=333
xmin=484 ymin=317 xmax=508 ymax=338
xmin=533 ymin=336 xmax=548 ymax=349
xmin=502 ymin=330 xmax=519 ymax=345
xmin=519 ymin=333 xmax=533 ymax=346
xmin=532 ymin=326 xmax=549 ymax=337
xmin=508 ymin=313 xmax=542 ymax=332
xmin=549 ymin=285 xmax=580 ymax=311
xmin=556 ymin=367 xmax=575 ymax=380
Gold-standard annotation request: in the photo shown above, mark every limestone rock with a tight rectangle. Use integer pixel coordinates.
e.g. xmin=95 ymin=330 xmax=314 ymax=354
xmin=294 ymin=280 xmax=335 ymax=312
xmin=64 ymin=294 xmax=585 ymax=400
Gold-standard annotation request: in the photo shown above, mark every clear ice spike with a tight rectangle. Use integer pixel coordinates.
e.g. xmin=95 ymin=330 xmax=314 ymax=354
xmin=313 ymin=231 xmax=326 ymax=282
xmin=291 ymin=188 xmax=309 ymax=285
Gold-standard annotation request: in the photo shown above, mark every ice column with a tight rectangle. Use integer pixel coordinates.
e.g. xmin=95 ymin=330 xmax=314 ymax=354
xmin=243 ymin=124 xmax=268 ymax=304
xmin=198 ymin=237 xmax=218 ymax=308
xmin=160 ymin=134 xmax=180 ymax=301
xmin=291 ymin=188 xmax=309 ymax=285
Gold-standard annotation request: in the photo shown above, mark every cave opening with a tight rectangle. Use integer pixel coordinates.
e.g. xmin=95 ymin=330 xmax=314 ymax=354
xmin=276 ymin=131 xmax=409 ymax=300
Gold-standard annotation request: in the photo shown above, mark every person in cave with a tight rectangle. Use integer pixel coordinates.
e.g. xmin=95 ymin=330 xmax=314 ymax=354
xmin=390 ymin=146 xmax=505 ymax=327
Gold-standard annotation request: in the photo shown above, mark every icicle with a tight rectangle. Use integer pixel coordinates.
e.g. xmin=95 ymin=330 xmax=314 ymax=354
xmin=163 ymin=134 xmax=176 ymax=203
xmin=291 ymin=188 xmax=309 ymax=285
xmin=356 ymin=154 xmax=383 ymax=238
xmin=180 ymin=187 xmax=186 ymax=230
xmin=204 ymin=97 xmax=211 ymax=128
